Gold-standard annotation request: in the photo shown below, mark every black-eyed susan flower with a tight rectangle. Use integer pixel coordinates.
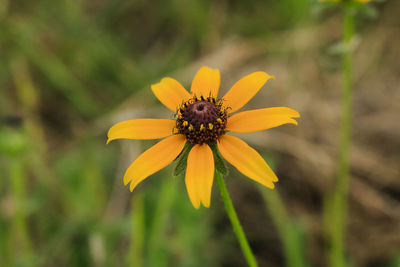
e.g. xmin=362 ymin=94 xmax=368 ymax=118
xmin=107 ymin=66 xmax=299 ymax=209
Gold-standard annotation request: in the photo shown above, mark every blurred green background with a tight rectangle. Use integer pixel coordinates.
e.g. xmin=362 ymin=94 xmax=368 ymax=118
xmin=1 ymin=0 xmax=400 ymax=266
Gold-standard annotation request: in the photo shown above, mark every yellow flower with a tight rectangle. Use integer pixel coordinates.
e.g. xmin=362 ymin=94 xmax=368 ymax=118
xmin=107 ymin=66 xmax=300 ymax=209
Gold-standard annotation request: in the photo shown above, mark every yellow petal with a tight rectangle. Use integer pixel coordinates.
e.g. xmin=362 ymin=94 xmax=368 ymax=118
xmin=151 ymin=78 xmax=191 ymax=112
xmin=190 ymin=66 xmax=220 ymax=98
xmin=222 ymin=71 xmax=274 ymax=113
xmin=124 ymin=135 xmax=186 ymax=191
xmin=107 ymin=119 xmax=175 ymax=144
xmin=226 ymin=107 xmax=300 ymax=133
xmin=185 ymin=144 xmax=214 ymax=209
xmin=217 ymin=135 xmax=277 ymax=188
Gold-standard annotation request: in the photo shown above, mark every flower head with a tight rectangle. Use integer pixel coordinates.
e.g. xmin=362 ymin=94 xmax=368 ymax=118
xmin=107 ymin=66 xmax=300 ymax=209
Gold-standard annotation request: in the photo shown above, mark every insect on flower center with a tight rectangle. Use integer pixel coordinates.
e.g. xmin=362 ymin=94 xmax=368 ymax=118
xmin=175 ymin=96 xmax=228 ymax=144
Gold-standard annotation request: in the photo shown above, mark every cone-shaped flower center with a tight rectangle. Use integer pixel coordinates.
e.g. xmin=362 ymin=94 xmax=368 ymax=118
xmin=175 ymin=96 xmax=228 ymax=144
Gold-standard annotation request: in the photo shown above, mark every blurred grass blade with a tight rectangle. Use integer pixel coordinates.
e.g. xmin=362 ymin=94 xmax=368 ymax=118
xmin=129 ymin=193 xmax=145 ymax=267
xmin=5 ymin=19 xmax=99 ymax=117
xmin=9 ymin=157 xmax=33 ymax=264
xmin=260 ymin=188 xmax=309 ymax=267
xmin=326 ymin=5 xmax=355 ymax=267
xmin=147 ymin=177 xmax=177 ymax=267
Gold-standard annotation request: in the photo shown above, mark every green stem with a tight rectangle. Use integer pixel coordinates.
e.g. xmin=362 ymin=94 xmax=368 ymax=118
xmin=9 ymin=157 xmax=32 ymax=259
xmin=261 ymin=188 xmax=308 ymax=267
xmin=147 ymin=178 xmax=177 ymax=267
xmin=329 ymin=6 xmax=354 ymax=267
xmin=215 ymin=171 xmax=258 ymax=267
xmin=129 ymin=194 xmax=145 ymax=267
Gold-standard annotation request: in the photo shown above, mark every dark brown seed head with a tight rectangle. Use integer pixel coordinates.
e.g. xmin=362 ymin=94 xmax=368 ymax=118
xmin=175 ymin=96 xmax=227 ymax=144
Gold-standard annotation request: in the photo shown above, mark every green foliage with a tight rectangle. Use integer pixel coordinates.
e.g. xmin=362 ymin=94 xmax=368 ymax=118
xmin=174 ymin=142 xmax=194 ymax=176
xmin=210 ymin=143 xmax=228 ymax=176
xmin=0 ymin=126 xmax=29 ymax=156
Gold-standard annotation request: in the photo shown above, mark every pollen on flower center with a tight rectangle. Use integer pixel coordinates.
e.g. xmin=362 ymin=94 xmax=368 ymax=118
xmin=175 ymin=96 xmax=228 ymax=144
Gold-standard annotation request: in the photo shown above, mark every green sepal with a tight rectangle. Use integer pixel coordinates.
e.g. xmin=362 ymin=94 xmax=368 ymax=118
xmin=210 ymin=143 xmax=228 ymax=176
xmin=173 ymin=142 xmax=194 ymax=176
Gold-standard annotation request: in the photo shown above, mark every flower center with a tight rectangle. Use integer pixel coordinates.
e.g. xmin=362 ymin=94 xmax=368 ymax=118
xmin=175 ymin=96 xmax=228 ymax=144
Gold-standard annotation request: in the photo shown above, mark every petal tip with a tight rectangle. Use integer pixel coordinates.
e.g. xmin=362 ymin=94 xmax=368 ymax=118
xmin=150 ymin=81 xmax=161 ymax=90
xmin=264 ymin=179 xmax=277 ymax=188
xmin=124 ymin=177 xmax=131 ymax=186
xmin=159 ymin=77 xmax=174 ymax=84
xmin=269 ymin=183 xmax=275 ymax=189
xmin=260 ymin=181 xmax=275 ymax=189
xmin=257 ymin=71 xmax=274 ymax=81
xmin=201 ymin=200 xmax=211 ymax=208
xmin=292 ymin=110 xmax=300 ymax=118
xmin=129 ymin=182 xmax=136 ymax=192
xmin=124 ymin=169 xmax=133 ymax=186
xmin=200 ymin=65 xmax=219 ymax=72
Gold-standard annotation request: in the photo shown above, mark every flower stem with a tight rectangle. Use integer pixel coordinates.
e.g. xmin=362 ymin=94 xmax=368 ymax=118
xmin=215 ymin=171 xmax=258 ymax=267
xmin=329 ymin=5 xmax=354 ymax=267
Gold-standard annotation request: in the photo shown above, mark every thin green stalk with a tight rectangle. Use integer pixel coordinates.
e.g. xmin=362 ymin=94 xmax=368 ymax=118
xmin=329 ymin=6 xmax=354 ymax=267
xmin=215 ymin=171 xmax=258 ymax=267
xmin=129 ymin=194 xmax=145 ymax=267
xmin=261 ymin=188 xmax=308 ymax=267
xmin=9 ymin=157 xmax=32 ymax=260
xmin=12 ymin=57 xmax=54 ymax=188
xmin=147 ymin=178 xmax=177 ymax=267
